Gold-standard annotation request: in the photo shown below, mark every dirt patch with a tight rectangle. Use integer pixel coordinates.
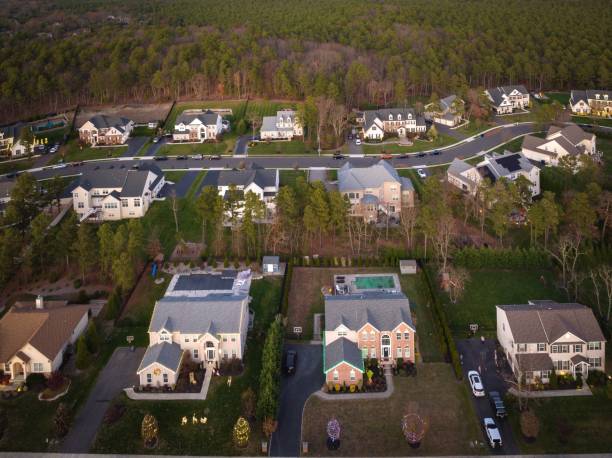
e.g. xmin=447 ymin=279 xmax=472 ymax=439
xmin=76 ymin=103 xmax=173 ymax=127
xmin=287 ymin=267 xmax=395 ymax=339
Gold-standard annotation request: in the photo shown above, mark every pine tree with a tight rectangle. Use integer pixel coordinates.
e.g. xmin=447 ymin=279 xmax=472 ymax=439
xmin=75 ymin=223 xmax=98 ymax=283
xmin=85 ymin=321 xmax=100 ymax=354
xmin=232 ymin=416 xmax=250 ymax=448
xmin=54 ymin=403 xmax=71 ymax=438
xmin=98 ymin=224 xmax=115 ymax=280
xmin=75 ymin=335 xmax=90 ymax=370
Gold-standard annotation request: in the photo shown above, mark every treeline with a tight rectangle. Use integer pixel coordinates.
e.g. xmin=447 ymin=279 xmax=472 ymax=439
xmin=1 ymin=0 xmax=611 ymax=122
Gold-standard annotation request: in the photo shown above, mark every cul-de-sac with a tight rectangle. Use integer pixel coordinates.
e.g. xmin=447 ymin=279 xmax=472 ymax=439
xmin=0 ymin=1 xmax=610 ymax=457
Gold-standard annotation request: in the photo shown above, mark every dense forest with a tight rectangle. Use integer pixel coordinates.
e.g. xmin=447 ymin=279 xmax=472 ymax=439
xmin=0 ymin=0 xmax=610 ymax=122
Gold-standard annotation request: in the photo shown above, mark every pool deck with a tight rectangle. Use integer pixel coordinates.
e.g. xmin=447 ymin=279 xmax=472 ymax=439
xmin=334 ymin=273 xmax=401 ymax=295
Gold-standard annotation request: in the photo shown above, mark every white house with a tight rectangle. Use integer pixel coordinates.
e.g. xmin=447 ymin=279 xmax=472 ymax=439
xmin=485 ymin=85 xmax=530 ymax=114
xmin=260 ymin=109 xmax=303 ymax=140
xmin=0 ymin=297 xmax=89 ymax=383
xmin=569 ymin=90 xmax=612 ymax=117
xmin=200 ymin=166 xmax=279 ymax=219
xmin=447 ymin=151 xmax=540 ymax=196
xmin=426 ymin=95 xmax=464 ymax=127
xmin=79 ymin=115 xmax=133 ymax=146
xmin=71 ymin=163 xmax=165 ymax=222
xmin=0 ymin=124 xmax=30 ymax=157
xmin=172 ymin=110 xmax=224 ymax=142
xmin=137 ymin=271 xmax=252 ymax=388
xmin=521 ymin=124 xmax=596 ymax=166
xmin=497 ymin=301 xmax=606 ymax=384
xmin=357 ymin=108 xmax=427 ymax=140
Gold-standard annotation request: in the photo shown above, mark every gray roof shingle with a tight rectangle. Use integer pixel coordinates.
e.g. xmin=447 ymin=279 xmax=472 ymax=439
xmin=87 ymin=115 xmax=132 ymax=131
xmin=516 ymin=353 xmax=553 ymax=372
xmin=201 ymin=169 xmax=277 ymax=190
xmin=324 ymin=337 xmax=364 ymax=372
xmin=176 ymin=110 xmax=220 ymax=127
xmin=137 ymin=342 xmax=183 ymax=373
xmin=338 ymin=160 xmax=400 ymax=192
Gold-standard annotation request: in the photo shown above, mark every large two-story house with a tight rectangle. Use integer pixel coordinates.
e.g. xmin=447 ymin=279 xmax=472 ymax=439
xmin=0 ymin=296 xmax=89 ymax=384
xmin=447 ymin=151 xmax=540 ymax=196
xmin=137 ymin=271 xmax=251 ymax=387
xmin=521 ymin=124 xmax=596 ymax=166
xmin=0 ymin=124 xmax=29 ymax=157
xmin=78 ymin=115 xmax=133 ymax=146
xmin=570 ymin=90 xmax=612 ymax=117
xmin=200 ymin=165 xmax=279 ymax=219
xmin=497 ymin=301 xmax=606 ymax=385
xmin=324 ymin=291 xmax=415 ymax=386
xmin=338 ymin=160 xmax=415 ymax=222
xmin=426 ymin=95 xmax=465 ymax=127
xmin=71 ymin=164 xmax=165 ymax=221
xmin=357 ymin=108 xmax=426 ymax=140
xmin=260 ymin=109 xmax=303 ymax=140
xmin=172 ymin=110 xmax=224 ymax=142
xmin=485 ymin=85 xmax=530 ymax=114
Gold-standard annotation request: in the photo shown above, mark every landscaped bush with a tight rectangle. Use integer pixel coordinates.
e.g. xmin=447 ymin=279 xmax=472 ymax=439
xmin=46 ymin=372 xmax=66 ymax=391
xmin=25 ymin=373 xmax=47 ymax=391
xmin=54 ymin=403 xmax=71 ymax=438
xmin=587 ymin=370 xmax=607 ymax=387
xmin=280 ymin=262 xmax=293 ymax=316
xmin=257 ymin=317 xmax=283 ymax=426
xmin=241 ymin=388 xmax=256 ymax=421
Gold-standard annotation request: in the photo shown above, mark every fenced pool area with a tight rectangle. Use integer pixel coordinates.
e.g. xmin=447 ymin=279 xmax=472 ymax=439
xmin=334 ymin=273 xmax=401 ymax=295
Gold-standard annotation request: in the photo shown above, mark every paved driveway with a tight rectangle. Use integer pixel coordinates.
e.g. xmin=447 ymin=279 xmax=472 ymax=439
xmin=270 ymin=343 xmax=323 ymax=457
xmin=234 ymin=134 xmax=253 ymax=155
xmin=173 ymin=171 xmax=200 ymax=197
xmin=142 ymin=137 xmax=168 ymax=156
xmin=61 ymin=347 xmax=145 ymax=453
xmin=456 ymin=339 xmax=519 ymax=454
xmin=347 ymin=139 xmax=363 ymax=156
xmin=123 ymin=137 xmax=149 ymax=157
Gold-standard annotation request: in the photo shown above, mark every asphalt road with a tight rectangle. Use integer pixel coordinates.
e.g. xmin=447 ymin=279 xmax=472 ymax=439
xmin=270 ymin=343 xmax=324 ymax=457
xmin=456 ymin=339 xmax=519 ymax=455
xmin=61 ymin=347 xmax=144 ymax=453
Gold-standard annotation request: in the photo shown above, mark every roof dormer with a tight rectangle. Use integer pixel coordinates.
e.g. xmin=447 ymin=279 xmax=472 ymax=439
xmin=388 ymin=114 xmax=393 ymax=121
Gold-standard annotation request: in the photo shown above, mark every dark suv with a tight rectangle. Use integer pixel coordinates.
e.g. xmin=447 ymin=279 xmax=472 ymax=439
xmin=284 ymin=350 xmax=298 ymax=375
xmin=488 ymin=391 xmax=507 ymax=418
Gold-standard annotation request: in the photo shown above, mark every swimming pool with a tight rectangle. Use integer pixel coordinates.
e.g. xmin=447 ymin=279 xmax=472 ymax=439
xmin=353 ymin=275 xmax=396 ymax=290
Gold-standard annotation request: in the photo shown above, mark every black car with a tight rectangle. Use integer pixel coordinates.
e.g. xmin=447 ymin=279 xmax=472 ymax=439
xmin=431 ymin=150 xmax=441 ymax=155
xmin=154 ymin=156 xmax=168 ymax=161
xmin=488 ymin=391 xmax=507 ymax=418
xmin=176 ymin=155 xmax=187 ymax=160
xmin=284 ymin=350 xmax=298 ymax=375
xmin=399 ymin=154 xmax=409 ymax=159
xmin=333 ymin=153 xmax=345 ymax=160
xmin=417 ymin=153 xmax=426 ymax=158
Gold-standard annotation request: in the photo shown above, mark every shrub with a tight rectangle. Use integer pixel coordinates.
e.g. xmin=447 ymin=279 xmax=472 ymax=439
xmin=75 ymin=335 xmax=91 ymax=370
xmin=586 ymin=370 xmax=607 ymax=387
xmin=104 ymin=402 xmax=126 ymax=425
xmin=73 ymin=278 xmax=82 ymax=289
xmin=26 ymin=373 xmax=46 ymax=391
xmin=77 ymin=289 xmax=89 ymax=304
xmin=520 ymin=410 xmax=539 ymax=440
xmin=280 ymin=262 xmax=293 ymax=316
xmin=105 ymin=287 xmax=123 ymax=320
xmin=54 ymin=403 xmax=71 ymax=438
xmin=85 ymin=321 xmax=101 ymax=354
xmin=549 ymin=369 xmax=558 ymax=389
xmin=241 ymin=388 xmax=256 ymax=420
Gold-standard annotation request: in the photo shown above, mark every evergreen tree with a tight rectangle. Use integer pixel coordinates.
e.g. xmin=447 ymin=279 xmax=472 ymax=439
xmin=75 ymin=335 xmax=90 ymax=370
xmin=74 ymin=223 xmax=97 ymax=283
xmin=98 ymin=224 xmax=115 ymax=280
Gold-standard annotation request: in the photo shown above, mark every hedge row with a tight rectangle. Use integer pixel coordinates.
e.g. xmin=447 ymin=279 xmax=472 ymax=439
xmin=280 ymin=262 xmax=293 ymax=316
xmin=420 ymin=264 xmax=463 ymax=380
xmin=453 ymin=247 xmax=549 ymax=269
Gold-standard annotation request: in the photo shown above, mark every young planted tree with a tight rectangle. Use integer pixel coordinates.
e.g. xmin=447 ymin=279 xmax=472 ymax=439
xmin=75 ymin=335 xmax=90 ymax=370
xmin=55 ymin=212 xmax=77 ymax=271
xmin=242 ymin=190 xmax=266 ymax=258
xmin=112 ymin=252 xmax=136 ymax=292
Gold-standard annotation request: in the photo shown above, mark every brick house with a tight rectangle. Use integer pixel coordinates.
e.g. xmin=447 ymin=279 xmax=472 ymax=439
xmin=78 ymin=115 xmax=133 ymax=146
xmin=323 ymin=292 xmax=415 ymax=386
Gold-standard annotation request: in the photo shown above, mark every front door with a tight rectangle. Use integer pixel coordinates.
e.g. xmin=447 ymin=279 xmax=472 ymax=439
xmin=12 ymin=362 xmax=25 ymax=379
xmin=381 ymin=335 xmax=391 ymax=359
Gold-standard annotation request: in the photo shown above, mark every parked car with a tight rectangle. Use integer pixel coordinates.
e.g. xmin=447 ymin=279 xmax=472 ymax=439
xmin=431 ymin=150 xmax=441 ymax=155
xmin=468 ymin=370 xmax=485 ymax=397
xmin=176 ymin=155 xmax=187 ymax=160
xmin=416 ymin=169 xmax=427 ymax=179
xmin=49 ymin=146 xmax=58 ymax=154
xmin=208 ymin=155 xmax=221 ymax=160
xmin=153 ymin=156 xmax=168 ymax=161
xmin=190 ymin=154 xmax=203 ymax=160
xmin=54 ymin=164 xmax=67 ymax=169
xmin=488 ymin=391 xmax=507 ymax=418
xmin=416 ymin=152 xmax=426 ymax=158
xmin=380 ymin=153 xmax=393 ymax=160
xmin=483 ymin=417 xmax=502 ymax=448
xmin=333 ymin=153 xmax=345 ymax=160
xmin=284 ymin=350 xmax=298 ymax=375
xmin=355 ymin=139 xmax=362 ymax=145
xmin=399 ymin=154 xmax=409 ymax=159
xmin=5 ymin=172 xmax=17 ymax=179
xmin=152 ymin=137 xmax=160 ymax=143
xmin=131 ymin=164 xmax=140 ymax=169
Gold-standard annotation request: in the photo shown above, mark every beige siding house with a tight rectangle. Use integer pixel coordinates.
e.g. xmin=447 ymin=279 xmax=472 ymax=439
xmin=338 ymin=160 xmax=415 ymax=223
xmin=497 ymin=301 xmax=606 ymax=385
xmin=79 ymin=115 xmax=133 ymax=146
xmin=172 ymin=110 xmax=225 ymax=142
xmin=485 ymin=85 xmax=530 ymax=114
xmin=426 ymin=94 xmax=464 ymax=127
xmin=570 ymin=90 xmax=612 ymax=117
xmin=0 ymin=297 xmax=89 ymax=384
xmin=357 ymin=108 xmax=426 ymax=140
xmin=521 ymin=124 xmax=596 ymax=166
xmin=260 ymin=109 xmax=303 ymax=140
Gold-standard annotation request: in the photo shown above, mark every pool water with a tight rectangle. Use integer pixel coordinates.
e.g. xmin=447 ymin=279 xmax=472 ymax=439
xmin=353 ymin=276 xmax=395 ymax=290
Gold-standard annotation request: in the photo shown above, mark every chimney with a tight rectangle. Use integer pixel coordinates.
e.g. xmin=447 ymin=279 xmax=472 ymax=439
xmin=35 ymin=295 xmax=44 ymax=309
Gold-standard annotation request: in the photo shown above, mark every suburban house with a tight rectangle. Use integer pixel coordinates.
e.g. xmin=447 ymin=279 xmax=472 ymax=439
xmin=485 ymin=85 xmax=530 ymax=114
xmin=426 ymin=95 xmax=464 ymax=127
xmin=521 ymin=123 xmax=596 ymax=166
xmin=497 ymin=300 xmax=606 ymax=384
xmin=172 ymin=110 xmax=225 ymax=142
xmin=324 ymin=291 xmax=415 ymax=386
xmin=200 ymin=166 xmax=279 ymax=219
xmin=447 ymin=151 xmax=540 ymax=196
xmin=137 ymin=271 xmax=252 ymax=387
xmin=0 ymin=297 xmax=89 ymax=383
xmin=356 ymin=108 xmax=426 ymax=140
xmin=570 ymin=90 xmax=612 ymax=117
xmin=0 ymin=124 xmax=29 ymax=157
xmin=338 ymin=160 xmax=415 ymax=222
xmin=78 ymin=115 xmax=134 ymax=146
xmin=260 ymin=109 xmax=303 ymax=140
xmin=71 ymin=163 xmax=165 ymax=222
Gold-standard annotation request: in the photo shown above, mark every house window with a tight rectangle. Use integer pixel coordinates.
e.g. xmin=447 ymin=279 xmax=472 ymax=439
xmin=551 ymin=344 xmax=569 ymax=353
xmin=588 ymin=357 xmax=602 ymax=368
xmin=223 ymin=337 xmax=228 ymax=342
xmin=404 ymin=332 xmax=409 ymax=340
xmin=361 ymin=331 xmax=367 ymax=340
xmin=231 ymin=337 xmax=236 ymax=342
xmin=369 ymin=331 xmax=375 ymax=340
xmin=134 ymin=198 xmax=141 ymax=207
xmin=573 ymin=344 xmax=583 ymax=353
xmin=77 ymin=202 xmax=84 ymax=208
xmin=146 ymin=373 xmax=152 ymax=384
xmin=397 ymin=347 xmax=402 ymax=357
xmin=32 ymin=363 xmax=44 ymax=372
xmin=396 ymin=333 xmax=401 ymax=340
xmin=232 ymin=349 xmax=237 ymax=358
xmin=370 ymin=348 xmax=376 ymax=358
xmin=338 ymin=331 xmax=347 ymax=337
xmin=121 ymin=199 xmax=128 ymax=208
xmin=159 ymin=333 xmax=170 ymax=342
xmin=361 ymin=348 xmax=368 ymax=358
xmin=537 ymin=343 xmax=546 ymax=352
xmin=333 ymin=370 xmax=339 ymax=381
xmin=193 ymin=349 xmax=199 ymax=359
xmin=553 ymin=360 xmax=570 ymax=371
xmin=350 ymin=370 xmax=356 ymax=381
xmin=184 ymin=337 xmax=189 ymax=343
xmin=588 ymin=342 xmax=601 ymax=350
xmin=517 ymin=343 xmax=527 ymax=353
xmin=163 ymin=373 xmax=168 ymax=383
xmin=73 ymin=193 xmax=78 ymax=198
xmin=404 ymin=348 xmax=410 ymax=358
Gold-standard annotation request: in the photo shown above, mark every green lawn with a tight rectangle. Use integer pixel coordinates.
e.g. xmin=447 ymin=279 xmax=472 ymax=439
xmin=490 ymin=136 xmax=526 ymax=154
xmin=279 ymin=170 xmax=306 ymax=187
xmin=362 ymin=134 xmax=456 ymax=155
xmin=443 ymin=269 xmax=565 ymax=337
xmin=571 ymin=115 xmax=612 ymax=128
xmin=118 ymin=273 xmax=171 ymax=327
xmin=508 ymin=386 xmax=612 ymax=454
xmin=131 ymin=126 xmax=156 ymax=137
xmin=91 ymin=277 xmax=282 ymax=455
xmin=0 ymin=158 xmax=35 ymax=175
xmin=248 ymin=140 xmax=312 ymax=155
xmin=157 ymin=141 xmax=231 ymax=156
xmin=34 ymin=127 xmax=68 ymax=145
xmin=164 ymin=171 xmax=187 ymax=183
xmin=544 ymin=92 xmax=570 ymax=105
xmin=52 ymin=141 xmax=127 ymax=164
xmin=455 ymin=120 xmax=496 ymax=137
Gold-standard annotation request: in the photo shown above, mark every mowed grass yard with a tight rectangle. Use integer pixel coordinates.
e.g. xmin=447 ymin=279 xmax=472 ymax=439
xmin=443 ymin=269 xmax=565 ymax=337
xmin=156 ymin=141 xmax=231 ymax=155
xmin=91 ymin=277 xmax=282 ymax=455
xmin=248 ymin=139 xmax=313 ymax=155
xmin=508 ymin=385 xmax=612 ymax=454
xmin=302 ymin=363 xmax=483 ymax=456
xmin=52 ymin=140 xmax=127 ymax=163
xmin=362 ymin=134 xmax=456 ymax=155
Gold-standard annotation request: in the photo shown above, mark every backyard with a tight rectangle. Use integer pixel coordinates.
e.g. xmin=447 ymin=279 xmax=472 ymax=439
xmin=442 ymin=269 xmax=565 ymax=337
xmin=508 ymin=385 xmax=612 ymax=454
xmin=301 ymin=363 xmax=483 ymax=456
xmin=91 ymin=277 xmax=282 ymax=455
